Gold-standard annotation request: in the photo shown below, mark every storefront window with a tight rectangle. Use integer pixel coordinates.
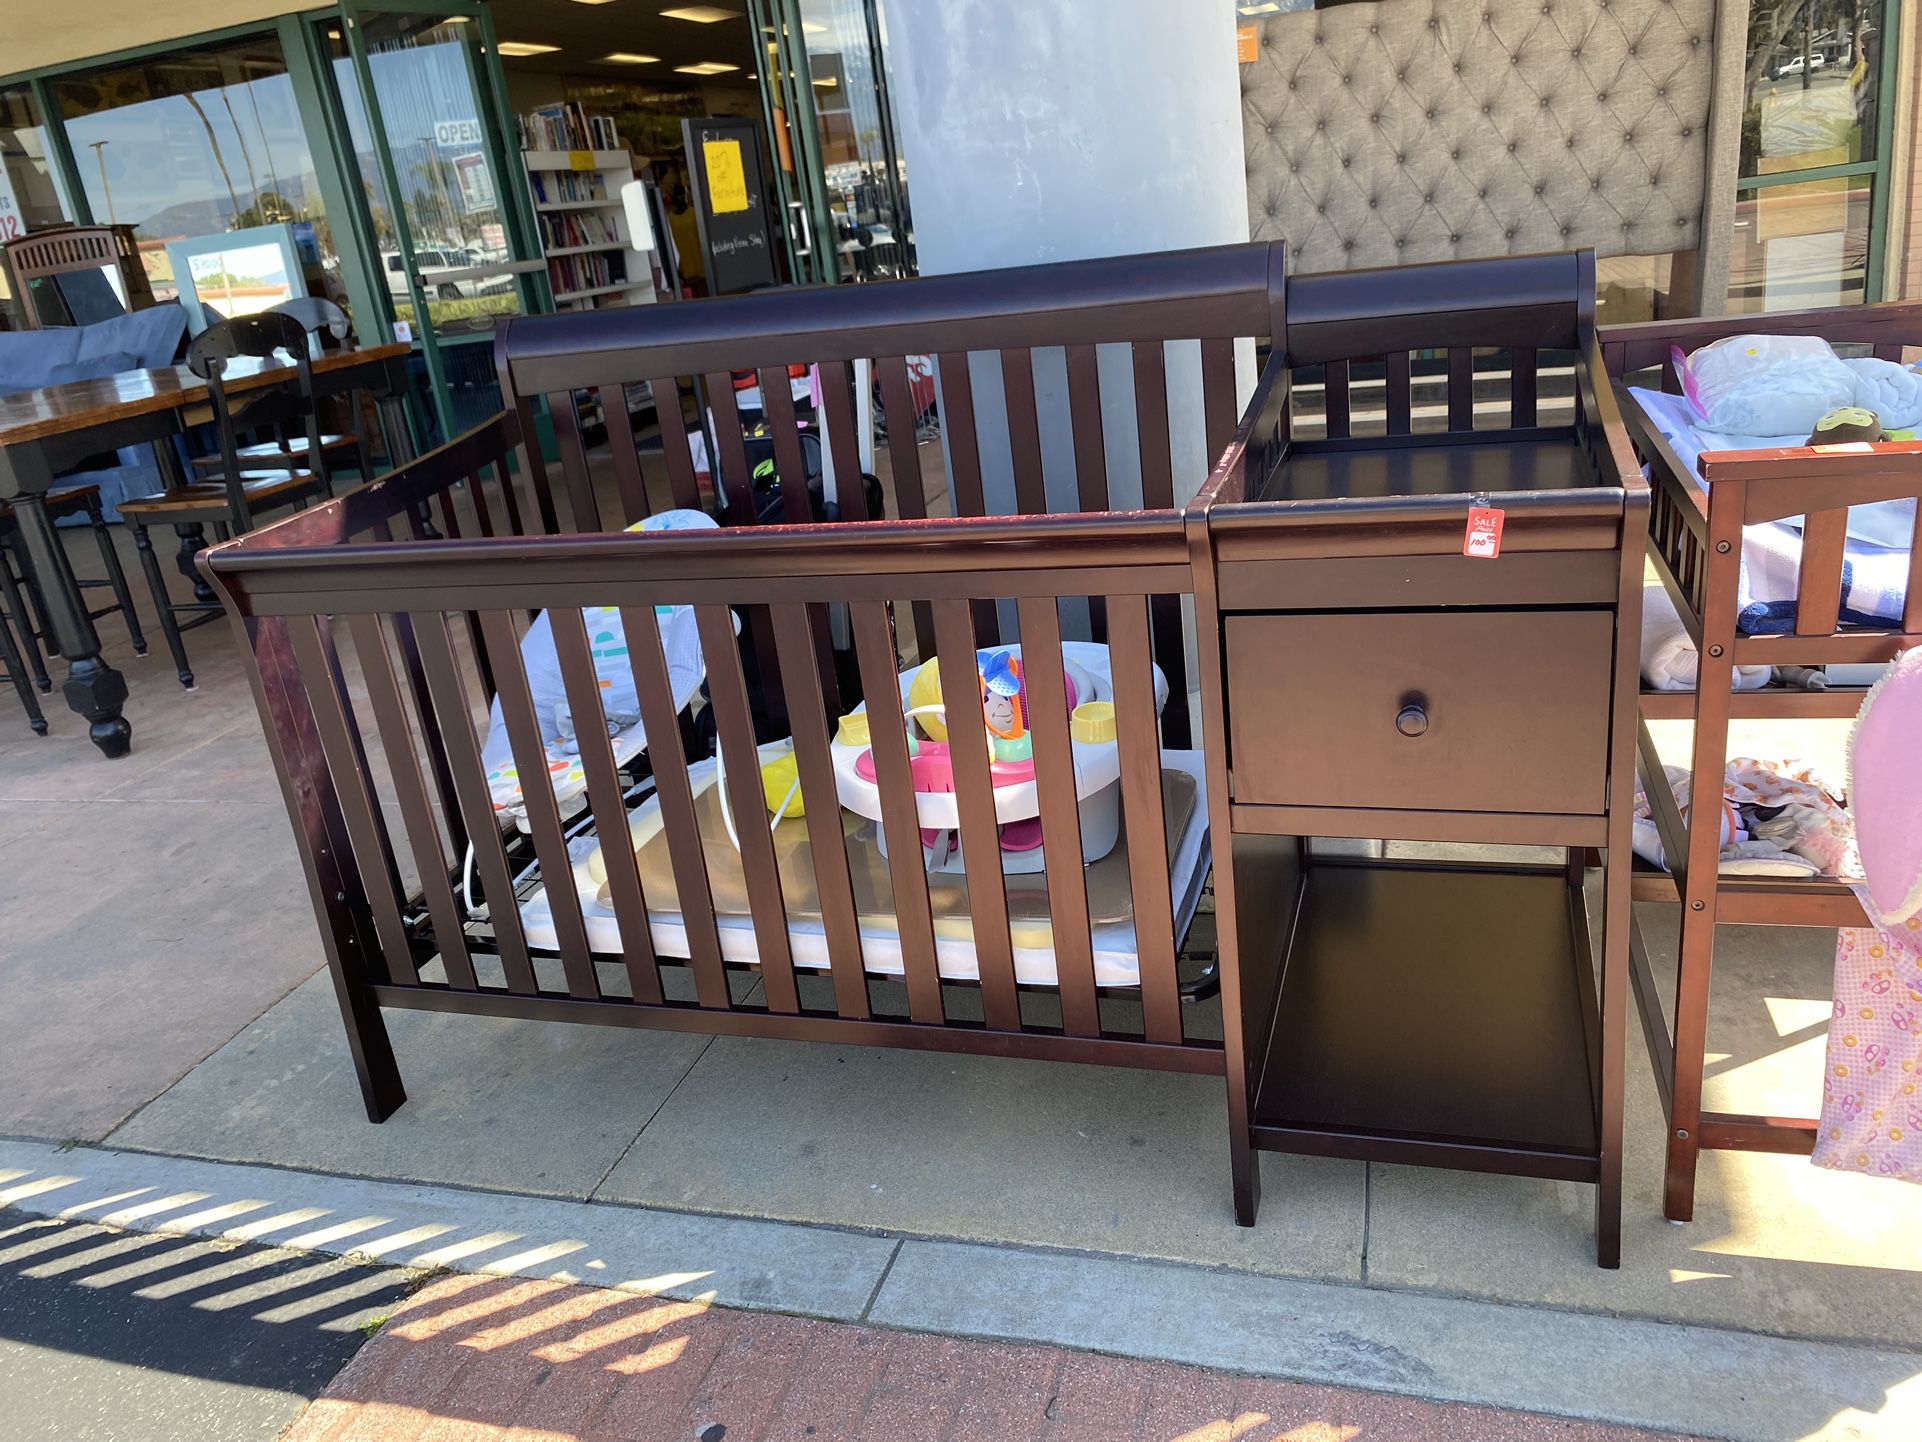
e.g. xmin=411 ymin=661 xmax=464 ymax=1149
xmin=324 ymin=17 xmax=521 ymax=336
xmin=52 ymin=36 xmax=346 ymax=317
xmin=1731 ymin=0 xmax=1892 ymax=310
xmin=1 ymin=87 xmax=67 ymax=235
xmin=0 ymin=85 xmax=70 ymax=328
xmin=795 ymin=0 xmax=911 ymax=279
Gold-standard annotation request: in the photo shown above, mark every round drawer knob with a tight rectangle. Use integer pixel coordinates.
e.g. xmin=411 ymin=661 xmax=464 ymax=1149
xmin=1395 ymin=704 xmax=1429 ymax=738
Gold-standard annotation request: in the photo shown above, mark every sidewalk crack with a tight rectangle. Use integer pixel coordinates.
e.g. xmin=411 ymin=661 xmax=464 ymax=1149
xmin=584 ymin=1034 xmax=714 ymax=1199
xmin=1360 ymin=1162 xmax=1372 ymax=1286
xmin=858 ymin=1238 xmax=904 ymax=1323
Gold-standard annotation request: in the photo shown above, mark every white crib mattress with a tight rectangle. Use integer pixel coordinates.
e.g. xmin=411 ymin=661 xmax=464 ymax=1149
xmin=518 ymin=750 xmax=1212 ymax=988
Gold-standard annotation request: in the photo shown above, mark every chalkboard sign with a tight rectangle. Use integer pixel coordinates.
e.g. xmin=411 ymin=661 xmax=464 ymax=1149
xmin=681 ymin=117 xmax=781 ymax=295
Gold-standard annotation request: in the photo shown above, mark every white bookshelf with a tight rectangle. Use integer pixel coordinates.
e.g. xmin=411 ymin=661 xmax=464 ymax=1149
xmin=521 ymin=148 xmax=653 ymax=314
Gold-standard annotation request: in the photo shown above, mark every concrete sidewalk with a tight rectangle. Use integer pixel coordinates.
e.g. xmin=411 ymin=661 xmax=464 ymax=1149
xmin=3 ymin=1139 xmax=1917 ymax=1441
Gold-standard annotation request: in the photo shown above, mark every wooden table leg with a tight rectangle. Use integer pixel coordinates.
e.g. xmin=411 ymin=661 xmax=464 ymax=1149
xmin=0 ymin=445 xmax=131 ymax=756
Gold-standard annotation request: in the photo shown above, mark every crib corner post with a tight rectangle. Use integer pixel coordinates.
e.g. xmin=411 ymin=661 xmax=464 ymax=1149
xmin=330 ymin=967 xmax=406 ymax=1123
xmin=1231 ymin=1125 xmax=1261 ymax=1227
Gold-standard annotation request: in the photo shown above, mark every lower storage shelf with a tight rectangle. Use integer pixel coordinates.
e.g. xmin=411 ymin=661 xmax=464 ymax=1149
xmin=1250 ymin=858 xmax=1601 ymax=1180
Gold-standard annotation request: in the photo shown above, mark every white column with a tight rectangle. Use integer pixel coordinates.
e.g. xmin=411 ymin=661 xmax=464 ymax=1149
xmin=878 ymin=0 xmax=1252 ymax=515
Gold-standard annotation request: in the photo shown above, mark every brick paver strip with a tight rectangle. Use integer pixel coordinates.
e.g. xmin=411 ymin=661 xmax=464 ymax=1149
xmin=284 ymin=1275 xmax=1709 ymax=1442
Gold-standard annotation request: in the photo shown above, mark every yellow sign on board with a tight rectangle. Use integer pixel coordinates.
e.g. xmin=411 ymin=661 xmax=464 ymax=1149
xmin=703 ymin=139 xmax=750 ymax=214
xmin=568 ymin=149 xmax=595 ymax=171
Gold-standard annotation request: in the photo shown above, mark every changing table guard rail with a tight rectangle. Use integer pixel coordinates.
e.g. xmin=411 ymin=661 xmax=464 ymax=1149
xmin=200 ymin=411 xmax=1225 ymax=1138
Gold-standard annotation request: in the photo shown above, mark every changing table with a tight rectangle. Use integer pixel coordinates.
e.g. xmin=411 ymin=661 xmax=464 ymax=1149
xmin=1190 ymin=253 xmax=1647 ymax=1267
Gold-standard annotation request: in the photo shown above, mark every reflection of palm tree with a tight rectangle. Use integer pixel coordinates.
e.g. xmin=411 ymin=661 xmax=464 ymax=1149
xmin=219 ymin=86 xmax=262 ymax=222
xmin=181 ymin=90 xmax=242 ymax=223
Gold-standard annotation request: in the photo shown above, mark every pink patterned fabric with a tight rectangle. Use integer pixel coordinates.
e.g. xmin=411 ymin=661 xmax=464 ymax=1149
xmin=1848 ymin=646 xmax=1922 ymax=928
xmin=1814 ymin=899 xmax=1922 ymax=1184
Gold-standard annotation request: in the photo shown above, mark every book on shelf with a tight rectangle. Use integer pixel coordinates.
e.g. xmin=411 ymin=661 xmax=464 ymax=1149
xmin=549 ymin=249 xmax=630 ymax=297
xmin=528 ymin=169 xmax=611 ymax=205
xmin=517 ymin=102 xmax=621 ymax=155
xmin=538 ymin=209 xmax=620 ymax=249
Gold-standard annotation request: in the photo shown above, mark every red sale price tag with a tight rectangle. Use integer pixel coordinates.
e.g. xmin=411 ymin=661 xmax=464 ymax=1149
xmin=1463 ymin=505 xmax=1505 ymax=558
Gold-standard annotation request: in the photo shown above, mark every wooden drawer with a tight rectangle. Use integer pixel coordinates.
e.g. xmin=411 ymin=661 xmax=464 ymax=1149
xmin=1224 ymin=609 xmax=1613 ymax=815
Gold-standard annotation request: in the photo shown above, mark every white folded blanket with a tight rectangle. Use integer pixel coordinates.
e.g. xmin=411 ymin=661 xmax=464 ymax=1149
xmin=1844 ymin=356 xmax=1922 ymax=431
xmin=1641 ymin=583 xmax=1772 ymax=692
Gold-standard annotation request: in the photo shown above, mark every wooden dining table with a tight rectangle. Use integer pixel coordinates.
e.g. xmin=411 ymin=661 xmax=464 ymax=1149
xmin=0 ymin=341 xmax=413 ymax=757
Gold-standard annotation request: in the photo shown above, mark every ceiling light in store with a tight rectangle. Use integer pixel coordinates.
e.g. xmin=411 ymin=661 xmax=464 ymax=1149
xmin=602 ymin=51 xmax=660 ymax=63
xmin=442 ymin=13 xmax=471 ymax=20
xmin=812 ymin=75 xmax=838 ymax=87
xmin=496 ymin=40 xmax=561 ymax=55
xmin=661 ymin=5 xmax=740 ymax=21
xmin=1237 ymin=2 xmax=1282 ymax=13
xmin=673 ymin=60 xmax=739 ymax=74
xmin=803 ymin=20 xmax=827 ymax=32
xmin=570 ymin=0 xmax=619 ymax=4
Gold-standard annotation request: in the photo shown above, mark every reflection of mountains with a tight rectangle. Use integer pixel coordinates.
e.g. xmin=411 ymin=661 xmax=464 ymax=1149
xmin=136 ymin=174 xmax=317 ymax=241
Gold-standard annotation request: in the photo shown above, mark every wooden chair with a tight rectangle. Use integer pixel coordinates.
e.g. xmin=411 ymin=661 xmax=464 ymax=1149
xmin=188 ymin=297 xmax=376 ymax=482
xmin=2 ymin=225 xmax=154 ymax=329
xmin=0 ymin=483 xmax=148 ymax=700
xmin=121 ymin=310 xmax=330 ymax=688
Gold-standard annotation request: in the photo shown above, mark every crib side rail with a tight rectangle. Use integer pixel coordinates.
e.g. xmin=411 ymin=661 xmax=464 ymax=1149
xmin=207 ymin=505 xmax=1219 ymax=1091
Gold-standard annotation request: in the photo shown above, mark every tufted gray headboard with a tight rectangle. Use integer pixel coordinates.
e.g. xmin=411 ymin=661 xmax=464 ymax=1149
xmin=1242 ymin=0 xmax=1744 ymax=310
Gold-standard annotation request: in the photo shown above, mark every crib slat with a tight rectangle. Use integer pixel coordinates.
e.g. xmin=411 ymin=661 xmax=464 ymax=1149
xmin=759 ymin=367 xmax=816 ymax=526
xmin=849 ymin=601 xmax=944 ymax=1024
xmin=880 ymin=357 xmax=935 ymax=655
xmin=818 ymin=360 xmax=869 ymax=520
xmin=705 ymin=373 xmax=760 ymax=525
xmin=508 ymin=392 xmax=557 ymax=534
xmin=1511 ymin=347 xmax=1538 ymax=428
xmin=1201 ymin=337 xmax=1237 ymax=460
xmin=1386 ymin=351 xmax=1413 ymax=434
xmin=1795 ymin=507 xmax=1848 ymax=636
xmin=652 ymin=377 xmax=704 ymax=511
xmin=1107 ymin=593 xmax=1180 ymax=1044
xmin=1448 ymin=347 xmax=1474 ymax=431
xmin=466 ymin=463 xmax=498 ymax=538
xmin=622 ymin=606 xmax=730 ymax=1009
xmin=552 ymin=390 xmax=603 ymax=532
xmin=696 ymin=603 xmax=801 ymax=1015
xmin=1874 ymin=342 xmax=1906 ymax=363
xmin=1906 ymin=504 xmax=1922 ymax=632
xmin=772 ymin=603 xmax=871 ymax=1020
xmin=937 ymin=353 xmax=987 ymax=518
xmin=411 ymin=612 xmax=536 ymax=992
xmin=348 ymin=614 xmax=476 ymax=991
xmin=1002 ymin=347 xmax=1048 ymax=515
xmin=1132 ymin=340 xmax=1186 ymax=747
xmin=480 ymin=610 xmax=598 ymax=999
xmin=1322 ymin=359 xmax=1351 ymax=440
xmin=385 ymin=611 xmax=469 ymax=861
xmin=879 ymin=356 xmax=929 ymax=521
xmin=1014 ymin=598 xmax=1098 ymax=1038
xmin=936 ymin=352 xmax=997 ymax=644
xmin=1066 ymin=344 xmax=1109 ymax=515
xmin=601 ymin=383 xmax=650 ymax=526
xmin=551 ymin=609 xmax=663 ymax=1005
xmin=932 ymin=599 xmax=1020 ymax=1032
xmin=288 ymin=617 xmax=417 ymax=986
xmin=1133 ymin=341 xmax=1173 ymax=509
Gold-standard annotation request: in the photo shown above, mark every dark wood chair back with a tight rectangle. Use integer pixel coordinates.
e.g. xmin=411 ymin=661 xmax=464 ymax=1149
xmin=188 ymin=309 xmax=327 ymax=526
xmin=272 ymin=296 xmax=355 ymax=352
xmin=2 ymin=225 xmax=153 ymax=329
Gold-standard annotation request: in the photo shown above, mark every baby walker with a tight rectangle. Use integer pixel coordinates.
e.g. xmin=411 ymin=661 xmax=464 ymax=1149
xmin=820 ymin=641 xmax=1156 ymax=874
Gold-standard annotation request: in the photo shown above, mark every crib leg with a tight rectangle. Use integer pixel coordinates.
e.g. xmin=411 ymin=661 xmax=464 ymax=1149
xmin=1232 ymin=1135 xmax=1261 ymax=1226
xmin=329 ymin=970 xmax=405 ymax=1123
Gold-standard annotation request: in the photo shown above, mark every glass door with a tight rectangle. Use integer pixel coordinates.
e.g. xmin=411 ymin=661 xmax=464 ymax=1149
xmin=326 ymin=1 xmax=547 ymax=440
xmin=753 ymin=0 xmax=912 ymax=284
